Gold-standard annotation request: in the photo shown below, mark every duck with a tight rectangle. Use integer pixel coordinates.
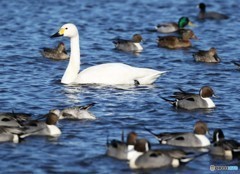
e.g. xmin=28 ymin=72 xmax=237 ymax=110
xmin=113 ymin=34 xmax=143 ymax=52
xmin=0 ymin=112 xmax=31 ymax=127
xmin=49 ymin=103 xmax=96 ymax=120
xmin=51 ymin=23 xmax=165 ymax=85
xmin=157 ymin=29 xmax=198 ymax=49
xmin=145 ymin=121 xmax=210 ymax=147
xmin=198 ymin=3 xmax=229 ymax=20
xmin=161 ymin=86 xmax=216 ymax=110
xmin=156 ymin=17 xmax=193 ymax=33
xmin=106 ymin=131 xmax=138 ymax=160
xmin=21 ymin=112 xmax=61 ymax=138
xmin=210 ymin=129 xmax=240 ymax=160
xmin=40 ymin=42 xmax=69 ymax=60
xmin=128 ymin=138 xmax=201 ymax=169
xmin=0 ymin=114 xmax=23 ymax=127
xmin=193 ymin=47 xmax=221 ymax=63
xmin=0 ymin=126 xmax=23 ymax=143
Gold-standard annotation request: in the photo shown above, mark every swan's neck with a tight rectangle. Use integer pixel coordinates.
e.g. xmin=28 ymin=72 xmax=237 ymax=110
xmin=61 ymin=35 xmax=80 ymax=84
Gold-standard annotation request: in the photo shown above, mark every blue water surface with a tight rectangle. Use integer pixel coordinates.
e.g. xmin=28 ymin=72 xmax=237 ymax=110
xmin=0 ymin=0 xmax=239 ymax=173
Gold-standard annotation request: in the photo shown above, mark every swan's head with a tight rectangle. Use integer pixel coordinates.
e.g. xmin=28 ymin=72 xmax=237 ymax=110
xmin=51 ymin=23 xmax=78 ymax=38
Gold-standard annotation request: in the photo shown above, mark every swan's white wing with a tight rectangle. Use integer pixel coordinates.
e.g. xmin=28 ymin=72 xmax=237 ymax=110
xmin=76 ymin=63 xmax=165 ymax=85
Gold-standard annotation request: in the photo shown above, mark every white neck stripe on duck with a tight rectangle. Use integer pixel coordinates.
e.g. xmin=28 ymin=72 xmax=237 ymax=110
xmin=202 ymin=97 xmax=215 ymax=108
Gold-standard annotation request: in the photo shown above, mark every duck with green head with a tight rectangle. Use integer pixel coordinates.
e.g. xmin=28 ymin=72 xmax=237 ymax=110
xmin=156 ymin=17 xmax=193 ymax=33
xmin=157 ymin=29 xmax=198 ymax=49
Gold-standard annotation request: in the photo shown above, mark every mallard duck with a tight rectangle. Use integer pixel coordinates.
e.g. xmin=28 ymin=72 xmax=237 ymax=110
xmin=157 ymin=29 xmax=198 ymax=49
xmin=51 ymin=23 xmax=165 ymax=85
xmin=193 ymin=47 xmax=221 ymax=63
xmin=156 ymin=17 xmax=193 ymax=33
xmin=198 ymin=3 xmax=229 ymax=20
xmin=113 ymin=34 xmax=143 ymax=52
xmin=40 ymin=42 xmax=69 ymax=60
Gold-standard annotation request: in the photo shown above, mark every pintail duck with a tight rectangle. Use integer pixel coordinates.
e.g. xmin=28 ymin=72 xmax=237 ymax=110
xmin=113 ymin=34 xmax=143 ymax=52
xmin=157 ymin=29 xmax=198 ymax=49
xmin=0 ymin=112 xmax=31 ymax=127
xmin=0 ymin=126 xmax=24 ymax=143
xmin=161 ymin=86 xmax=216 ymax=110
xmin=49 ymin=103 xmax=96 ymax=120
xmin=51 ymin=23 xmax=165 ymax=85
xmin=198 ymin=3 xmax=229 ymax=20
xmin=128 ymin=138 xmax=202 ymax=169
xmin=21 ymin=112 xmax=61 ymax=138
xmin=156 ymin=17 xmax=193 ymax=33
xmin=193 ymin=47 xmax=221 ymax=63
xmin=210 ymin=129 xmax=240 ymax=160
xmin=106 ymin=131 xmax=137 ymax=160
xmin=145 ymin=121 xmax=210 ymax=147
xmin=40 ymin=42 xmax=69 ymax=60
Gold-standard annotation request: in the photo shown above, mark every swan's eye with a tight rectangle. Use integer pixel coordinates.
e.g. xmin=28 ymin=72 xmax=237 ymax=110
xmin=65 ymin=28 xmax=68 ymax=30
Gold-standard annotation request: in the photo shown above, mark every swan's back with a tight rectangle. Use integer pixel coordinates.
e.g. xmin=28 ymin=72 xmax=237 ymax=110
xmin=76 ymin=63 xmax=165 ymax=85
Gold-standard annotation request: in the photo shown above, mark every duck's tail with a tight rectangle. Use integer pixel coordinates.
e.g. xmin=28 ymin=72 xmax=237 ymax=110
xmin=144 ymin=127 xmax=160 ymax=139
xmin=82 ymin=103 xmax=95 ymax=110
xmin=160 ymin=96 xmax=176 ymax=106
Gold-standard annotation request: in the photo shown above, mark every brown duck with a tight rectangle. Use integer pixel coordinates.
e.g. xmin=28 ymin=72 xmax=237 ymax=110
xmin=157 ymin=29 xmax=198 ymax=49
xmin=193 ymin=47 xmax=221 ymax=63
xmin=40 ymin=42 xmax=69 ymax=60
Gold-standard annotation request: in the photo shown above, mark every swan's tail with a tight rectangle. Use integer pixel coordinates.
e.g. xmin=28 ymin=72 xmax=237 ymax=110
xmin=137 ymin=70 xmax=166 ymax=85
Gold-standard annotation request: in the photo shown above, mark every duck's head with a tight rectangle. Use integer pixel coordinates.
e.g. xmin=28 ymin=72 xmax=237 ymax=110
xmin=180 ymin=29 xmax=198 ymax=40
xmin=208 ymin=47 xmax=217 ymax=56
xmin=127 ymin=132 xmax=138 ymax=145
xmin=51 ymin=23 xmax=78 ymax=38
xmin=178 ymin=17 xmax=194 ymax=28
xmin=193 ymin=120 xmax=209 ymax=135
xmin=198 ymin=3 xmax=206 ymax=12
xmin=199 ymin=86 xmax=215 ymax=98
xmin=134 ymin=138 xmax=151 ymax=152
xmin=57 ymin=42 xmax=66 ymax=52
xmin=46 ymin=112 xmax=60 ymax=125
xmin=132 ymin=34 xmax=143 ymax=43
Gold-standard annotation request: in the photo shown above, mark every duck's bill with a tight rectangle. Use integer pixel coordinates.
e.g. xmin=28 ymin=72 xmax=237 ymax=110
xmin=192 ymin=34 xmax=199 ymax=40
xmin=188 ymin=21 xmax=196 ymax=27
xmin=50 ymin=32 xmax=63 ymax=38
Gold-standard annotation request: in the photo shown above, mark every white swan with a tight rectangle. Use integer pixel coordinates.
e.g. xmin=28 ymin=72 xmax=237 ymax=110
xmin=51 ymin=23 xmax=165 ymax=85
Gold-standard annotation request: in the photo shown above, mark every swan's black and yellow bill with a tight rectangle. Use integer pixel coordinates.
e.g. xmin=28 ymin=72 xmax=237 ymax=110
xmin=51 ymin=28 xmax=65 ymax=38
